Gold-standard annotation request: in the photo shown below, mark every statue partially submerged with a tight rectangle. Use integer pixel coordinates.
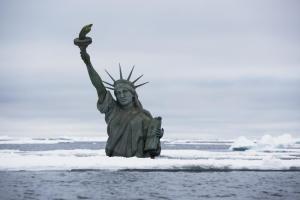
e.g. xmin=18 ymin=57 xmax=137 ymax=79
xmin=74 ymin=24 xmax=163 ymax=158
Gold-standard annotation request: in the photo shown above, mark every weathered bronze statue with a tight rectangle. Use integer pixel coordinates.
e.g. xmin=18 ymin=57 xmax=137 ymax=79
xmin=74 ymin=24 xmax=163 ymax=158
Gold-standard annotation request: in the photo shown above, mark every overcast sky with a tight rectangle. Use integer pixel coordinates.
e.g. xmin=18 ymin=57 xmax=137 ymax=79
xmin=0 ymin=0 xmax=299 ymax=139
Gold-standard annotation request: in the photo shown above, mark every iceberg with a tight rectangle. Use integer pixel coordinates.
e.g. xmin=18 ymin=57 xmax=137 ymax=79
xmin=229 ymin=134 xmax=298 ymax=151
xmin=229 ymin=136 xmax=255 ymax=151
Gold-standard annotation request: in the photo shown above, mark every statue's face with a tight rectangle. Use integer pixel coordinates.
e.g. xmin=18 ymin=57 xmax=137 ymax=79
xmin=115 ymin=86 xmax=134 ymax=106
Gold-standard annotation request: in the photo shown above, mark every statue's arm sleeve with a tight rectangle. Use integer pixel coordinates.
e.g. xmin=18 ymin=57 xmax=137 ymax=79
xmin=80 ymin=50 xmax=107 ymax=103
xmin=97 ymin=91 xmax=116 ymax=123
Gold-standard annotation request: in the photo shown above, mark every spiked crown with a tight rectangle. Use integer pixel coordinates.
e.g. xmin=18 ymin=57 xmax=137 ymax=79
xmin=103 ymin=63 xmax=149 ymax=91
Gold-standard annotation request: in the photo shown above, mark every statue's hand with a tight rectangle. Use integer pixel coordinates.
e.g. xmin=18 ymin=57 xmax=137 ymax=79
xmin=155 ymin=128 xmax=164 ymax=139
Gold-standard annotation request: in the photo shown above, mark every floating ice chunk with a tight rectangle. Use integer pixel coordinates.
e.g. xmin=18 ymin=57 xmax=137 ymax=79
xmin=257 ymin=134 xmax=295 ymax=149
xmin=230 ymin=134 xmax=297 ymax=151
xmin=229 ymin=136 xmax=255 ymax=151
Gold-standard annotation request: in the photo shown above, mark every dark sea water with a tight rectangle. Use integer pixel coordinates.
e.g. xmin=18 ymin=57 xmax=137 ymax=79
xmin=0 ymin=139 xmax=300 ymax=200
xmin=1 ymin=171 xmax=300 ymax=200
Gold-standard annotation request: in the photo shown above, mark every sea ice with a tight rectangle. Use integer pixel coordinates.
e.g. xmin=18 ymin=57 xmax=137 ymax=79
xmin=230 ymin=134 xmax=299 ymax=151
xmin=0 ymin=148 xmax=299 ymax=171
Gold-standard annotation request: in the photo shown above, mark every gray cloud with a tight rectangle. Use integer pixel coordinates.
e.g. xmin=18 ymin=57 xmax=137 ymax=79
xmin=0 ymin=0 xmax=300 ymax=139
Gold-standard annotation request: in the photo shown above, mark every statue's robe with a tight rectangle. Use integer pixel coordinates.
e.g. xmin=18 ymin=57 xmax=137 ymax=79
xmin=97 ymin=91 xmax=161 ymax=157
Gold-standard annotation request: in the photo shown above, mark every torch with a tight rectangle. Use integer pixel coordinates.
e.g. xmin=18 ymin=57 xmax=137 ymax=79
xmin=74 ymin=24 xmax=93 ymax=64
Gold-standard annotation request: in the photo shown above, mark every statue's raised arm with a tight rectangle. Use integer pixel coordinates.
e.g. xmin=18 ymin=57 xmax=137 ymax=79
xmin=74 ymin=24 xmax=107 ymax=102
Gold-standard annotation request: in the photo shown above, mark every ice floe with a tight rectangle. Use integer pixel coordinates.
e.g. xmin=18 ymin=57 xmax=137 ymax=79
xmin=0 ymin=134 xmax=299 ymax=171
xmin=0 ymin=136 xmax=108 ymax=144
xmin=0 ymin=148 xmax=299 ymax=171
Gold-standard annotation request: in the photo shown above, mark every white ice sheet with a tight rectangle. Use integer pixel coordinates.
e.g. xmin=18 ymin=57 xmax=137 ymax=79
xmin=0 ymin=149 xmax=299 ymax=171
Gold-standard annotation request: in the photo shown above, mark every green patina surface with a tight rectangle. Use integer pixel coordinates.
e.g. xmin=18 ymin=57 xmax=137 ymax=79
xmin=74 ymin=25 xmax=163 ymax=158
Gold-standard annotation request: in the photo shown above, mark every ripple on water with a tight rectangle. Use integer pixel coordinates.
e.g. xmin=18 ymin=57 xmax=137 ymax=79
xmin=0 ymin=171 xmax=300 ymax=200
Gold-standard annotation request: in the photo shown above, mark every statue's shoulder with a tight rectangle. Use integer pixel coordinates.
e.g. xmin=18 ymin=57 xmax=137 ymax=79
xmin=130 ymin=108 xmax=152 ymax=122
xmin=143 ymin=109 xmax=153 ymax=119
xmin=141 ymin=109 xmax=153 ymax=119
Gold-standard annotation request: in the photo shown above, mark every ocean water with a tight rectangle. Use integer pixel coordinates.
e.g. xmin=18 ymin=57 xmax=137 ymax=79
xmin=0 ymin=136 xmax=300 ymax=200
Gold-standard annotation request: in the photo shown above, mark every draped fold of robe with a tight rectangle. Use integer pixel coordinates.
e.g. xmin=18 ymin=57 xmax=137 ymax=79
xmin=97 ymin=91 xmax=161 ymax=157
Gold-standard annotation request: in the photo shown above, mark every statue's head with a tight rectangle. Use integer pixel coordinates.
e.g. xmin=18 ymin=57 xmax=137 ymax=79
xmin=104 ymin=64 xmax=148 ymax=108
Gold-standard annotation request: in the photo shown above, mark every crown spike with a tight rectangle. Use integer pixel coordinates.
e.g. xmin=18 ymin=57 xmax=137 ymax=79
xmin=134 ymin=82 xmax=149 ymax=88
xmin=119 ymin=63 xmax=123 ymax=79
xmin=127 ymin=65 xmax=135 ymax=81
xmin=105 ymin=69 xmax=116 ymax=82
xmin=132 ymin=74 xmax=144 ymax=84
xmin=103 ymin=80 xmax=114 ymax=87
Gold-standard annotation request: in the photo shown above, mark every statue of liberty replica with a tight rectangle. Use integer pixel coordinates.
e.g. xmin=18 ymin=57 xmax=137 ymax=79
xmin=74 ymin=24 xmax=164 ymax=158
